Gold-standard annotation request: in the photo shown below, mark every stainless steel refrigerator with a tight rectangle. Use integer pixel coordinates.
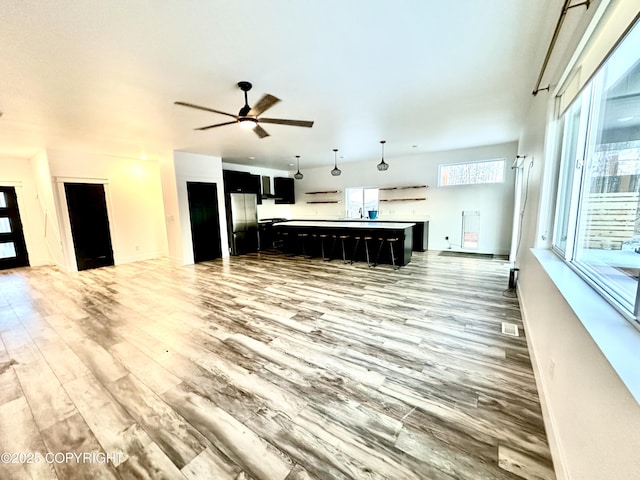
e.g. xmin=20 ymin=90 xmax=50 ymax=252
xmin=228 ymin=193 xmax=259 ymax=255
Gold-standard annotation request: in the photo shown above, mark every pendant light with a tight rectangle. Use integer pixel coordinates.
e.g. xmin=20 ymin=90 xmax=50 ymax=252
xmin=293 ymin=155 xmax=303 ymax=180
xmin=331 ymin=148 xmax=341 ymax=176
xmin=377 ymin=140 xmax=389 ymax=171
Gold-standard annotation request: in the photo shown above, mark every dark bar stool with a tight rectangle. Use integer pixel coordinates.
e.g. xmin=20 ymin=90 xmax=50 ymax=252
xmin=338 ymin=234 xmax=350 ymax=263
xmin=324 ymin=233 xmax=336 ymax=261
xmin=374 ymin=236 xmax=400 ymax=270
xmin=297 ymin=231 xmax=311 ymax=258
xmin=350 ymin=234 xmax=373 ymax=266
xmin=280 ymin=231 xmax=293 ymax=256
xmin=327 ymin=232 xmax=350 ymax=262
xmin=313 ymin=232 xmax=330 ymax=260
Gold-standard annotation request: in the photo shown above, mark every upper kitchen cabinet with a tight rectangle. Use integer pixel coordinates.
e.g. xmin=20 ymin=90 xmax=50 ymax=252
xmin=223 ymin=170 xmax=262 ymax=204
xmin=274 ymin=177 xmax=295 ymax=204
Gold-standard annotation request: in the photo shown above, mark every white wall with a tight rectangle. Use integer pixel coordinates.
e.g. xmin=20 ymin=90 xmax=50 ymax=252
xmin=516 ymin=1 xmax=640 ymax=478
xmin=0 ymin=156 xmax=50 ymax=266
xmin=288 ymin=142 xmax=517 ymax=255
xmin=158 ymin=152 xmax=184 ymax=264
xmin=29 ymin=151 xmax=65 ymax=267
xmin=46 ymin=149 xmax=168 ymax=270
xmin=173 ymin=151 xmax=228 ymax=264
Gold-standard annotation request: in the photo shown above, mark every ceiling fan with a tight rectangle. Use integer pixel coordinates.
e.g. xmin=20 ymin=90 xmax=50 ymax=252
xmin=175 ymin=81 xmax=314 ymax=138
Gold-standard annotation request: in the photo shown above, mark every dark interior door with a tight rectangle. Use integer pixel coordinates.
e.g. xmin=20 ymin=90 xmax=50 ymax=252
xmin=0 ymin=186 xmax=30 ymax=269
xmin=187 ymin=182 xmax=222 ymax=262
xmin=64 ymin=183 xmax=114 ymax=271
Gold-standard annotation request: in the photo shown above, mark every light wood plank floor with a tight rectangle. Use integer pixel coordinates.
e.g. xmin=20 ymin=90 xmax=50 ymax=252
xmin=0 ymin=250 xmax=555 ymax=480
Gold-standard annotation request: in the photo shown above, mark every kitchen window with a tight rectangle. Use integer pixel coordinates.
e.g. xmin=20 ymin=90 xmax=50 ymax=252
xmin=345 ymin=187 xmax=379 ymax=219
xmin=552 ymin=17 xmax=640 ymax=321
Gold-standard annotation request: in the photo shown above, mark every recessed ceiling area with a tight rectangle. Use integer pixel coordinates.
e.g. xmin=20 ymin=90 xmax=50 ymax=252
xmin=0 ymin=1 xmax=574 ymax=170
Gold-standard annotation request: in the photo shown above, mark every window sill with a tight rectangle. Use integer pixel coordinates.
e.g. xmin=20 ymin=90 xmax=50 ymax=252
xmin=531 ymin=248 xmax=640 ymax=404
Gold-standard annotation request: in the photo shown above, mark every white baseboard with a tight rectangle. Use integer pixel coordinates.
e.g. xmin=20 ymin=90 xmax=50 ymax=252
xmin=115 ymin=251 xmax=164 ymax=264
xmin=517 ymin=281 xmax=570 ymax=480
xmin=27 ymin=257 xmax=55 ymax=267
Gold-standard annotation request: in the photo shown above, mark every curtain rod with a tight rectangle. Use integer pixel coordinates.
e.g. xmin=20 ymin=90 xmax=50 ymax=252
xmin=533 ymin=0 xmax=591 ymax=96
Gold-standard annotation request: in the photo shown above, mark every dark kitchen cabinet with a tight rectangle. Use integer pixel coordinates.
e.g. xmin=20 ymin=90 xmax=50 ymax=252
xmin=223 ymin=170 xmax=262 ymax=204
xmin=274 ymin=177 xmax=295 ymax=204
xmin=412 ymin=221 xmax=429 ymax=251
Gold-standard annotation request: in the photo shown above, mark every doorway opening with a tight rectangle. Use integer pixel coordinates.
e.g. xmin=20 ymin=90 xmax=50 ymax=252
xmin=64 ymin=183 xmax=115 ymax=271
xmin=187 ymin=182 xmax=222 ymax=262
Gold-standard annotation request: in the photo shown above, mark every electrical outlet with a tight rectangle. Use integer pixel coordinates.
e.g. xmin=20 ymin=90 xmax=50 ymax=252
xmin=549 ymin=359 xmax=556 ymax=380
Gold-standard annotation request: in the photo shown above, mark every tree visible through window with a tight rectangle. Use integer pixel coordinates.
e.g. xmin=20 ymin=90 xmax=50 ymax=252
xmin=439 ymin=159 xmax=505 ymax=187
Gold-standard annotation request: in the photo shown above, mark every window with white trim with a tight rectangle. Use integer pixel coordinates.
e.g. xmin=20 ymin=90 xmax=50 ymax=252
xmin=345 ymin=187 xmax=379 ymax=219
xmin=552 ymin=17 xmax=640 ymax=321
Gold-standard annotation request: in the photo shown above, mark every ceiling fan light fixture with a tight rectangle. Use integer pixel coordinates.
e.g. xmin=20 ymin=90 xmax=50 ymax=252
xmin=294 ymin=155 xmax=304 ymax=180
xmin=331 ymin=148 xmax=341 ymax=176
xmin=377 ymin=140 xmax=389 ymax=171
xmin=238 ymin=117 xmax=257 ymax=129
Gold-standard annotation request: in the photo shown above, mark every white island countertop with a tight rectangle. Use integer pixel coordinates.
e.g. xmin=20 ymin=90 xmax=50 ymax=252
xmin=273 ymin=221 xmax=415 ymax=229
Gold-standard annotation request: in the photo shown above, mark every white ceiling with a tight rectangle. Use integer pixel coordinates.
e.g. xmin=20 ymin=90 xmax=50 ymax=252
xmin=0 ymin=1 xmax=567 ymax=170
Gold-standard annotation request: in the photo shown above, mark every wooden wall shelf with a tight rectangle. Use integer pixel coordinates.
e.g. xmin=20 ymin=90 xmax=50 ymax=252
xmin=379 ymin=185 xmax=427 ymax=202
xmin=379 ymin=185 xmax=427 ymax=191
xmin=302 ymin=186 xmax=427 ymax=203
xmin=380 ymin=198 xmax=427 ymax=202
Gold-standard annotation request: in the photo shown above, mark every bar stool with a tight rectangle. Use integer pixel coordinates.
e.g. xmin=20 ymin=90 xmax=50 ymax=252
xmin=327 ymin=232 xmax=350 ymax=262
xmin=350 ymin=234 xmax=373 ymax=266
xmin=374 ymin=236 xmax=400 ymax=270
xmin=280 ymin=231 xmax=293 ymax=256
xmin=313 ymin=232 xmax=330 ymax=260
xmin=338 ymin=234 xmax=351 ymax=263
xmin=297 ymin=231 xmax=311 ymax=258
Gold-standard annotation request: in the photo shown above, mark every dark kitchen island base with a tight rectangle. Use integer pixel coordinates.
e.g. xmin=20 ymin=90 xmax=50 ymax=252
xmin=273 ymin=221 xmax=414 ymax=266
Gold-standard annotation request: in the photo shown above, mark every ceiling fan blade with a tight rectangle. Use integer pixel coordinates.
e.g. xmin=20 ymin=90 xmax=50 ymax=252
xmin=259 ymin=118 xmax=314 ymax=128
xmin=195 ymin=120 xmax=238 ymax=131
xmin=248 ymin=94 xmax=280 ymax=116
xmin=174 ymin=101 xmax=238 ymax=119
xmin=253 ymin=124 xmax=270 ymax=138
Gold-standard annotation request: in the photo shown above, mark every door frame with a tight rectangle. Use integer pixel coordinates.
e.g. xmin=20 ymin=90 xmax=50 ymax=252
xmin=55 ymin=177 xmax=118 ymax=272
xmin=177 ymin=175 xmax=229 ymax=265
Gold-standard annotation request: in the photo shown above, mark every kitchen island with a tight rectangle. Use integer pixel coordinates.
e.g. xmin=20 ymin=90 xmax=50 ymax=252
xmin=273 ymin=220 xmax=414 ymax=266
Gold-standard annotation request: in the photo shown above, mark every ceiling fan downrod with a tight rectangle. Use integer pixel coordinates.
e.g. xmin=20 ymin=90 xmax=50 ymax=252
xmin=237 ymin=81 xmax=252 ymax=117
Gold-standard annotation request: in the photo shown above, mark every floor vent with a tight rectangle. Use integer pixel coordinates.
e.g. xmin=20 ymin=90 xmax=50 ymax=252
xmin=501 ymin=322 xmax=519 ymax=337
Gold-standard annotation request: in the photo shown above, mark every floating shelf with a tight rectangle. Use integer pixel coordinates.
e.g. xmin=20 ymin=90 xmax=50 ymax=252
xmin=379 ymin=185 xmax=428 ymax=191
xmin=379 ymin=184 xmax=427 ymax=203
xmin=306 ymin=200 xmax=341 ymax=204
xmin=305 ymin=190 xmax=341 ymax=194
xmin=380 ymin=198 xmax=427 ymax=202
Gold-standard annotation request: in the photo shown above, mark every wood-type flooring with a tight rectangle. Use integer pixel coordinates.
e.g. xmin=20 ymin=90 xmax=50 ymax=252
xmin=0 ymin=250 xmax=555 ymax=479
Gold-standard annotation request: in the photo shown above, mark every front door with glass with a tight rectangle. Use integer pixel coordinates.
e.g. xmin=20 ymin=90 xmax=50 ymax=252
xmin=0 ymin=186 xmax=30 ymax=269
